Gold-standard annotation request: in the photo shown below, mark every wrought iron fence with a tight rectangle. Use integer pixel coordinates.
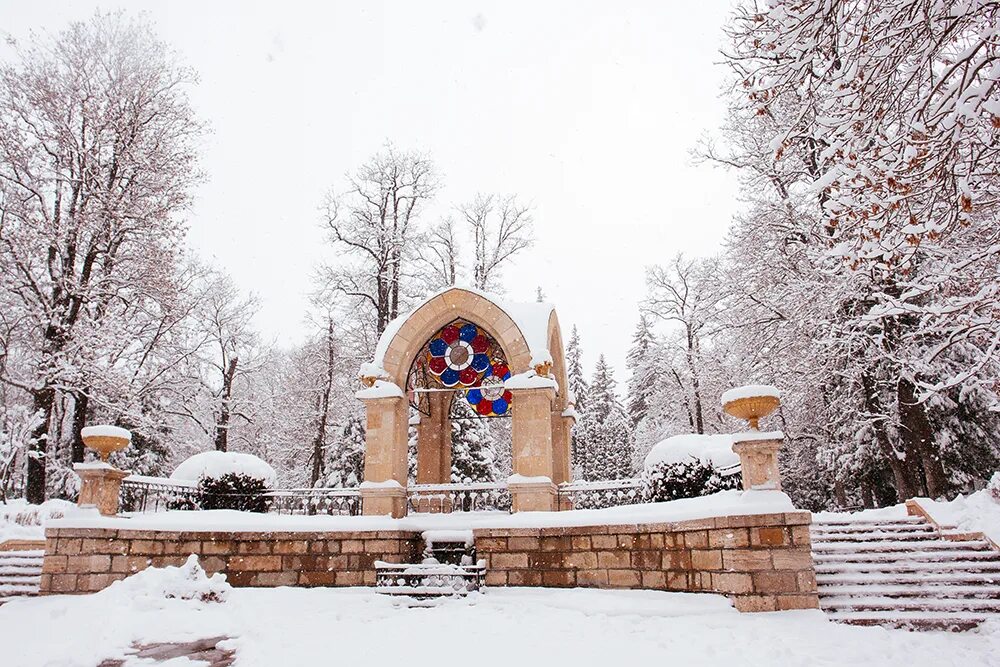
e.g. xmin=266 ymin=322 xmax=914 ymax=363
xmin=557 ymin=478 xmax=645 ymax=510
xmin=406 ymin=482 xmax=512 ymax=514
xmin=120 ymin=477 xmax=361 ymax=516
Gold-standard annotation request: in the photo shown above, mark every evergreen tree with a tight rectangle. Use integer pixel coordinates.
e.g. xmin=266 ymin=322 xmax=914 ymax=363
xmin=565 ymin=325 xmax=589 ymax=412
xmin=325 ymin=415 xmax=366 ymax=487
xmin=626 ymin=315 xmax=657 ymax=428
xmin=578 ymin=355 xmax=634 ymax=480
xmin=450 ymin=401 xmax=497 ymax=482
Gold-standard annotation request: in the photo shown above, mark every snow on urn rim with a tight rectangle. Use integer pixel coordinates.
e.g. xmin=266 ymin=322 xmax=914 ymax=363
xmin=80 ymin=425 xmax=132 ymax=462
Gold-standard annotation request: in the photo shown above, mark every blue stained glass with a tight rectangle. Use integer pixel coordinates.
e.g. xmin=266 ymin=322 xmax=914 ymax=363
xmin=471 ymin=354 xmax=490 ymax=372
xmin=492 ymin=398 xmax=508 ymax=415
xmin=501 ymin=370 xmax=511 ymax=381
xmin=466 ymin=389 xmax=483 ymax=404
xmin=459 ymin=323 xmax=478 ymax=342
xmin=440 ymin=368 xmax=460 ymax=386
xmin=428 ymin=338 xmax=448 ymax=357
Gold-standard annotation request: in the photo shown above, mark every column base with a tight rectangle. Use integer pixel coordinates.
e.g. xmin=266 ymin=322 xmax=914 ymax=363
xmin=360 ymin=483 xmax=408 ymax=518
xmin=509 ymin=478 xmax=557 ymax=512
xmin=731 ymin=436 xmax=783 ymax=492
xmin=74 ymin=463 xmax=130 ymax=516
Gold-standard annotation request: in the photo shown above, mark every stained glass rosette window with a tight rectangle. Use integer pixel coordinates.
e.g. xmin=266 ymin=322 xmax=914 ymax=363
xmin=425 ymin=319 xmax=513 ymax=416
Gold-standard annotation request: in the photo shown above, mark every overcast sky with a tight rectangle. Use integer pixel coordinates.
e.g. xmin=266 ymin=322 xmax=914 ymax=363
xmin=2 ymin=1 xmax=742 ymax=387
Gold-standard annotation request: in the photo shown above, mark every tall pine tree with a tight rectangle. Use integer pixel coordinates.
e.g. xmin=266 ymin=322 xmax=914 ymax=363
xmin=578 ymin=355 xmax=634 ymax=480
xmin=626 ymin=316 xmax=657 ymax=428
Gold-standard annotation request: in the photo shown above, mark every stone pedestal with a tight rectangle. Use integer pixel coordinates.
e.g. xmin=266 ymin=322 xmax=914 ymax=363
xmin=732 ymin=436 xmax=783 ymax=491
xmin=509 ymin=385 xmax=557 ymax=512
xmin=508 ymin=479 xmax=557 ymax=512
xmin=360 ymin=394 xmax=409 ymax=516
xmin=74 ymin=463 xmax=129 ymax=516
xmin=360 ymin=483 xmax=408 ymax=518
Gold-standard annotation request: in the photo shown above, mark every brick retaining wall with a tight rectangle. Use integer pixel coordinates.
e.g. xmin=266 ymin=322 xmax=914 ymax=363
xmin=40 ymin=528 xmax=422 ymax=594
xmin=40 ymin=512 xmax=818 ymax=612
xmin=473 ymin=511 xmax=818 ymax=612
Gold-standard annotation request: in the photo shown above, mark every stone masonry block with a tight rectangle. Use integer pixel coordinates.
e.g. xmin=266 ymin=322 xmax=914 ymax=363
xmin=722 ymin=549 xmax=773 ymax=571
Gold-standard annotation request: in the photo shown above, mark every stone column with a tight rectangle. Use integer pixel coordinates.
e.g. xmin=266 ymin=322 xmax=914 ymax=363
xmin=509 ymin=386 xmax=557 ymax=511
xmin=360 ymin=394 xmax=409 ymax=517
xmin=551 ymin=411 xmax=574 ymax=510
xmin=416 ymin=391 xmax=452 ymax=485
xmin=74 ymin=463 xmax=129 ymax=516
xmin=731 ymin=435 xmax=783 ymax=491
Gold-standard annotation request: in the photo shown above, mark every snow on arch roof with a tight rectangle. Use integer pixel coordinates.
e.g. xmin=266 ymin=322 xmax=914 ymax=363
xmin=364 ymin=285 xmax=556 ymax=378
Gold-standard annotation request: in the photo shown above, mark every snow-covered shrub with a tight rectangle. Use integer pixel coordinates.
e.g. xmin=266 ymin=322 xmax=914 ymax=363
xmin=171 ymin=451 xmax=277 ymax=513
xmin=643 ymin=460 xmax=741 ymax=502
xmin=642 ymin=434 xmax=742 ymax=502
xmin=107 ymin=554 xmax=231 ymax=604
xmin=988 ymin=472 xmax=1000 ymax=503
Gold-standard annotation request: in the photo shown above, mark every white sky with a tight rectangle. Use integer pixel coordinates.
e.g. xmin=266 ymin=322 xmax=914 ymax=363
xmin=2 ymin=1 xmax=742 ymax=386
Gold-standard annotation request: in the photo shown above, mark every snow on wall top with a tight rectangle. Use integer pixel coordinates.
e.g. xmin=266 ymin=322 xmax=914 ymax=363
xmin=367 ymin=285 xmax=555 ymax=375
xmin=643 ymin=433 xmax=740 ymax=471
xmin=170 ymin=451 xmax=277 ymax=486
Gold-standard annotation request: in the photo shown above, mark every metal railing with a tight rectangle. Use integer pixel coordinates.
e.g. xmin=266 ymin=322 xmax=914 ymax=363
xmin=120 ymin=477 xmax=361 ymax=516
xmin=406 ymin=482 xmax=512 ymax=514
xmin=557 ymin=478 xmax=645 ymax=510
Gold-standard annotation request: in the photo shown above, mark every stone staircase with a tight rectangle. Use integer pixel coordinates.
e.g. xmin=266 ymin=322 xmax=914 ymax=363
xmin=0 ymin=549 xmax=44 ymax=604
xmin=811 ymin=515 xmax=1000 ymax=630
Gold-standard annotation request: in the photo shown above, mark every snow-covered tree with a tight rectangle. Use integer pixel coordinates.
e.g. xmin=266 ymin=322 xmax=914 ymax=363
xmin=449 ymin=400 xmax=498 ymax=482
xmin=577 ymin=355 xmax=633 ymax=480
xmin=461 ymin=193 xmax=533 ymax=293
xmin=0 ymin=13 xmax=205 ymax=501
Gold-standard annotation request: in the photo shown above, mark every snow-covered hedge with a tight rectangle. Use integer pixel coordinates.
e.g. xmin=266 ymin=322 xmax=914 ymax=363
xmin=171 ymin=451 xmax=277 ymax=513
xmin=642 ymin=434 xmax=742 ymax=502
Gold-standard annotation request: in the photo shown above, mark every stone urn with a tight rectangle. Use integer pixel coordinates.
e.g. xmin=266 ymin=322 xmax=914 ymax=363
xmin=722 ymin=390 xmax=780 ymax=431
xmin=80 ymin=425 xmax=132 ymax=462
xmin=722 ymin=387 xmax=784 ymax=491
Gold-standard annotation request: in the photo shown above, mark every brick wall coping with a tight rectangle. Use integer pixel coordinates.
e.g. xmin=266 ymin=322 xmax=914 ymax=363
xmin=46 ymin=491 xmax=800 ymax=535
xmin=470 ymin=512 xmax=811 ymax=538
xmin=45 ymin=511 xmax=808 ymax=542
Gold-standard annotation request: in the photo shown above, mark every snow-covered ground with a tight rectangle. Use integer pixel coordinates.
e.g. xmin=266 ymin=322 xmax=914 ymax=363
xmin=915 ymin=487 xmax=1000 ymax=546
xmin=0 ymin=498 xmax=80 ymax=543
xmin=2 ymin=583 xmax=998 ymax=666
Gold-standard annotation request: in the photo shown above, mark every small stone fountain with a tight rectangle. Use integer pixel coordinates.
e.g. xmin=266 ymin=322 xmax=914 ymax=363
xmin=75 ymin=425 xmax=132 ymax=516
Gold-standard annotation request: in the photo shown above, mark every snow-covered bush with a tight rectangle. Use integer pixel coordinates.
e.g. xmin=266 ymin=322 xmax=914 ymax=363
xmin=642 ymin=434 xmax=742 ymax=502
xmin=107 ymin=554 xmax=231 ymax=604
xmin=988 ymin=472 xmax=1000 ymax=504
xmin=171 ymin=451 xmax=277 ymax=513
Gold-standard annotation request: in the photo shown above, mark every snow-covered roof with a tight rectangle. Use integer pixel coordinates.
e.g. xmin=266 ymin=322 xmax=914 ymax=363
xmin=367 ymin=285 xmax=555 ymax=375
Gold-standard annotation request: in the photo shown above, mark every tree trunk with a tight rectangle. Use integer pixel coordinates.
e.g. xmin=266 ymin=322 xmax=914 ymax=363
xmin=310 ymin=321 xmax=336 ymax=486
xmin=214 ymin=357 xmax=239 ymax=452
xmin=26 ymin=387 xmax=54 ymax=503
xmin=685 ymin=328 xmax=704 ymax=434
xmin=861 ymin=370 xmax=917 ymax=501
xmin=897 ymin=377 xmax=947 ymax=498
xmin=71 ymin=390 xmax=90 ymax=463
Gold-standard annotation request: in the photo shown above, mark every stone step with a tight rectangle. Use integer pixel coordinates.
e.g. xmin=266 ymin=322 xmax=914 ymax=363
xmin=819 ymin=584 xmax=1000 ymax=599
xmin=0 ymin=574 xmax=41 ymax=586
xmin=812 ymin=517 xmax=925 ymax=528
xmin=810 ymin=531 xmax=939 ymax=543
xmin=812 ymin=540 xmax=988 ymax=553
xmin=0 ymin=564 xmax=44 ymax=574
xmin=827 ymin=610 xmax=995 ymax=631
xmin=817 ymin=571 xmax=1000 ymax=587
xmin=813 ymin=549 xmax=1000 ymax=564
xmin=0 ymin=582 xmax=40 ymax=594
xmin=820 ymin=596 xmax=1000 ymax=612
xmin=814 ymin=560 xmax=1000 ymax=575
